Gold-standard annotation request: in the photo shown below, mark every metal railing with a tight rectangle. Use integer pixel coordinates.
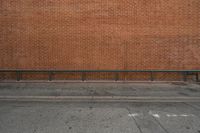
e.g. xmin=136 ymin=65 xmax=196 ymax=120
xmin=0 ymin=69 xmax=199 ymax=82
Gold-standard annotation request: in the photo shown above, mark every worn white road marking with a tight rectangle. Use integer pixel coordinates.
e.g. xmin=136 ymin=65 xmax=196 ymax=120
xmin=149 ymin=111 xmax=160 ymax=118
xmin=128 ymin=113 xmax=140 ymax=117
xmin=128 ymin=111 xmax=195 ymax=119
xmin=166 ymin=114 xmax=195 ymax=117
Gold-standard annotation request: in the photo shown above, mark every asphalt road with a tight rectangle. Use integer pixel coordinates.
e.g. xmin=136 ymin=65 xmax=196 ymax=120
xmin=0 ymin=101 xmax=200 ymax=133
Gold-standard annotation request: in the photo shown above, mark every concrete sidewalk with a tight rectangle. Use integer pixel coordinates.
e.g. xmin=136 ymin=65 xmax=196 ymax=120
xmin=0 ymin=82 xmax=200 ymax=102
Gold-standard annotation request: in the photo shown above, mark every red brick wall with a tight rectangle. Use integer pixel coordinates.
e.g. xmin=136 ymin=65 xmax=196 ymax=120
xmin=0 ymin=0 xmax=200 ymax=70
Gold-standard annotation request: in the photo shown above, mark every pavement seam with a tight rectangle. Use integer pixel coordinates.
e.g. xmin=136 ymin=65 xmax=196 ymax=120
xmin=125 ymin=107 xmax=143 ymax=133
xmin=183 ymin=102 xmax=200 ymax=110
xmin=149 ymin=114 xmax=170 ymax=133
xmin=182 ymin=102 xmax=200 ymax=120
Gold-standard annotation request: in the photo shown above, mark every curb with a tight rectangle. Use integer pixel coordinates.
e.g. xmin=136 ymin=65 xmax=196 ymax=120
xmin=0 ymin=96 xmax=200 ymax=102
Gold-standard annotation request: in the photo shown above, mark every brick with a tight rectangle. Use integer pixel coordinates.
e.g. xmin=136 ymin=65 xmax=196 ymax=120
xmin=0 ymin=0 xmax=200 ymax=80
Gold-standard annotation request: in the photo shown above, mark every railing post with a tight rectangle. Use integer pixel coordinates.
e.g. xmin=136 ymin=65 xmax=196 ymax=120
xmin=115 ymin=72 xmax=119 ymax=81
xmin=82 ymin=72 xmax=85 ymax=81
xmin=16 ymin=71 xmax=22 ymax=81
xmin=49 ymin=72 xmax=53 ymax=81
xmin=183 ymin=72 xmax=187 ymax=81
xmin=150 ymin=71 xmax=154 ymax=81
xmin=196 ymin=73 xmax=199 ymax=82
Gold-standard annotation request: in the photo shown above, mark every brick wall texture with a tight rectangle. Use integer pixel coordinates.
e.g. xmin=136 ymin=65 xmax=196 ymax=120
xmin=0 ymin=0 xmax=200 ymax=71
